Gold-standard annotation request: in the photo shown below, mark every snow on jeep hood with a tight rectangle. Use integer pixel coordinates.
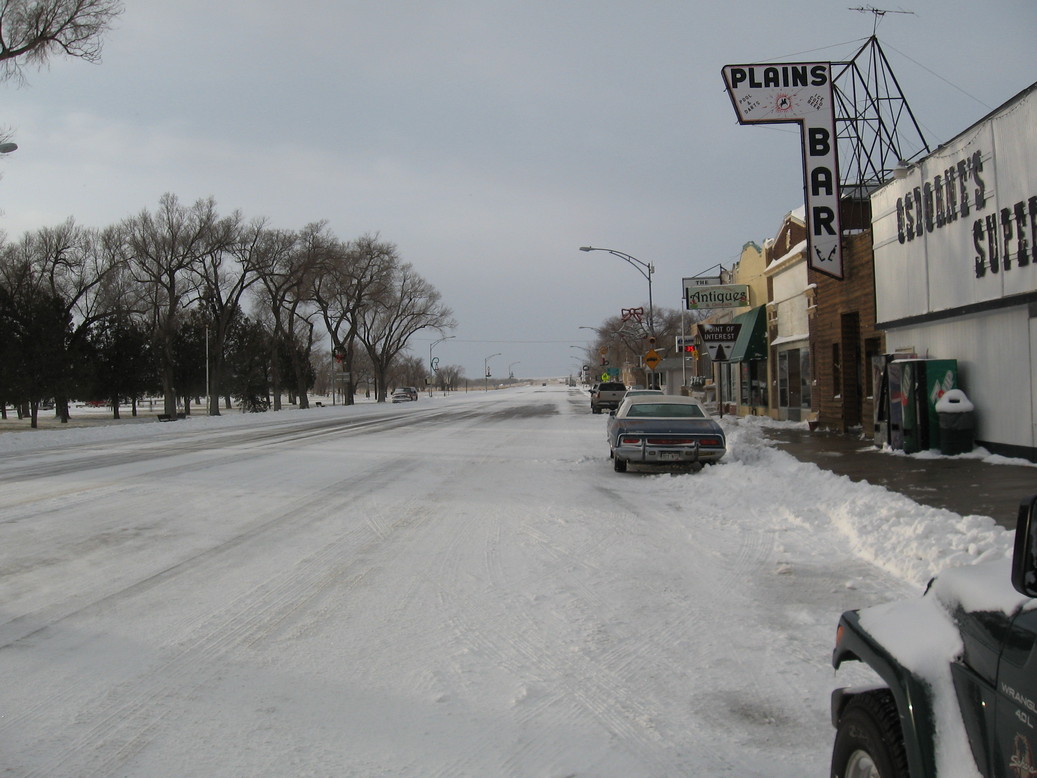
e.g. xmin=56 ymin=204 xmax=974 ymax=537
xmin=928 ymin=556 xmax=1031 ymax=616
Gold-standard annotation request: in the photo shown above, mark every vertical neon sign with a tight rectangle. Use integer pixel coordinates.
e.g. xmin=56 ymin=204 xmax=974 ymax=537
xmin=722 ymin=63 xmax=843 ymax=280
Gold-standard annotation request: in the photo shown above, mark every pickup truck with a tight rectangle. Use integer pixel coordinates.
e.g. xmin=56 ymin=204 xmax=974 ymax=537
xmin=590 ymin=382 xmax=626 ymax=414
xmin=830 ymin=495 xmax=1037 ymax=778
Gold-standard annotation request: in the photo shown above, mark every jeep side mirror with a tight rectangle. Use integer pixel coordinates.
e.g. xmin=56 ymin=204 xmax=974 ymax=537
xmin=1011 ymin=495 xmax=1037 ymax=597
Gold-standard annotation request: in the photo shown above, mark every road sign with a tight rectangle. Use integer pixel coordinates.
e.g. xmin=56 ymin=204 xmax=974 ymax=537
xmin=643 ymin=349 xmax=662 ymax=370
xmin=701 ymin=323 xmax=740 ymax=339
xmin=700 ymin=323 xmax=741 ymax=362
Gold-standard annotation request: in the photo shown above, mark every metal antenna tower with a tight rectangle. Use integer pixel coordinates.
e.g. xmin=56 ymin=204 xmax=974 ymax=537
xmin=831 ymin=22 xmax=931 ymax=198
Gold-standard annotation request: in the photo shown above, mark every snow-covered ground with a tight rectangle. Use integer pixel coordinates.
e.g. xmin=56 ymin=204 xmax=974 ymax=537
xmin=0 ymin=385 xmax=1016 ymax=776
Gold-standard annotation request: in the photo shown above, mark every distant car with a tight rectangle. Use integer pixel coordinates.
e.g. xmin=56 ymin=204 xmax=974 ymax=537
xmin=391 ymin=388 xmax=417 ymax=403
xmin=607 ymin=395 xmax=726 ymax=472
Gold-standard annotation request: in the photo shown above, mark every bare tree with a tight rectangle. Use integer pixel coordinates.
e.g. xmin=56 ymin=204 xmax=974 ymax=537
xmin=19 ymin=218 xmax=127 ymax=421
xmin=0 ymin=235 xmax=69 ymax=426
xmin=193 ymin=212 xmax=265 ymax=415
xmin=310 ymin=233 xmax=395 ymax=405
xmin=358 ymin=259 xmax=455 ymax=402
xmin=252 ymin=223 xmax=325 ymax=411
xmin=0 ymin=219 xmax=127 ymax=423
xmin=120 ymin=194 xmax=229 ymax=419
xmin=434 ymin=363 xmax=464 ymax=392
xmin=386 ymin=353 xmax=426 ymax=392
xmin=0 ymin=0 xmax=123 ymax=83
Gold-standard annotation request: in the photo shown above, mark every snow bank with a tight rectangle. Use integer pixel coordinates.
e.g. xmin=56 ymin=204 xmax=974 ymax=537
xmin=721 ymin=416 xmax=1014 ymax=588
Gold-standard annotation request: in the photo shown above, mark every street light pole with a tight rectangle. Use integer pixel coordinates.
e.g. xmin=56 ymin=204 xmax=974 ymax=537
xmin=579 ymin=246 xmax=655 ymax=336
xmin=484 ymin=352 xmax=501 ymax=392
xmin=430 ymin=335 xmax=455 ymax=396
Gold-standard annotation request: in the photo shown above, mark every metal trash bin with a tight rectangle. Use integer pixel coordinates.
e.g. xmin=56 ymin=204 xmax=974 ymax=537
xmin=936 ymin=389 xmax=975 ymax=455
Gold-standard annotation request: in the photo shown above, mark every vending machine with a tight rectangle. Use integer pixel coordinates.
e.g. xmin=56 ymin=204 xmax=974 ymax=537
xmin=887 ymin=358 xmax=959 ymax=453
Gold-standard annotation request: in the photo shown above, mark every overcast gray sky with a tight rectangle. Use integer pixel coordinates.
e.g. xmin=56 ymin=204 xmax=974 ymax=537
xmin=2 ymin=0 xmax=1034 ymax=379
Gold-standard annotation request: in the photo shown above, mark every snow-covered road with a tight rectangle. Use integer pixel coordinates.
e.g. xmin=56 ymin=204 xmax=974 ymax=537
xmin=0 ymin=385 xmax=1012 ymax=776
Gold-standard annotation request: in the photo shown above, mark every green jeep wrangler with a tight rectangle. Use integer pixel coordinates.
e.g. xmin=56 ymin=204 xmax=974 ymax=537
xmin=831 ymin=495 xmax=1037 ymax=777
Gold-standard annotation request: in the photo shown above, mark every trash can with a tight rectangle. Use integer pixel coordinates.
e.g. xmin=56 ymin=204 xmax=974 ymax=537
xmin=936 ymin=389 xmax=975 ymax=455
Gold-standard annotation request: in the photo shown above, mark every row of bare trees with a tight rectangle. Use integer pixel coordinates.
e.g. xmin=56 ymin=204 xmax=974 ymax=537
xmin=577 ymin=307 xmax=707 ymax=386
xmin=0 ymin=193 xmax=455 ymax=426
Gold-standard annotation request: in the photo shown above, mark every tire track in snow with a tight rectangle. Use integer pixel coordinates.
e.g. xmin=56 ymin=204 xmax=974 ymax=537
xmin=419 ymin=459 xmax=696 ymax=773
xmin=1 ymin=457 xmax=428 ymax=777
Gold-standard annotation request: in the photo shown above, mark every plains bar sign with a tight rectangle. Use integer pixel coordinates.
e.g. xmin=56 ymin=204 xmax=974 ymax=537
xmin=722 ymin=62 xmax=843 ymax=280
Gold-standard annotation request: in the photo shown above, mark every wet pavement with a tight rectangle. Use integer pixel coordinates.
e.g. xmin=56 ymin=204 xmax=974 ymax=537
xmin=763 ymin=427 xmax=1037 ymax=531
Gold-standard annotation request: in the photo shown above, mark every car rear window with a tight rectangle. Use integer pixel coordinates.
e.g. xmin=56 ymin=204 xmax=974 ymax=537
xmin=599 ymin=383 xmax=626 ymax=391
xmin=626 ymin=403 xmax=705 ymax=418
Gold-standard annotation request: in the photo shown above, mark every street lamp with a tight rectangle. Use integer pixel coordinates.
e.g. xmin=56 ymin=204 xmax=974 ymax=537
xmin=484 ymin=352 xmax=501 ymax=391
xmin=0 ymin=143 xmax=17 ymax=154
xmin=579 ymin=246 xmax=655 ymax=335
xmin=430 ymin=335 xmax=455 ymax=396
xmin=508 ymin=361 xmax=521 ymax=380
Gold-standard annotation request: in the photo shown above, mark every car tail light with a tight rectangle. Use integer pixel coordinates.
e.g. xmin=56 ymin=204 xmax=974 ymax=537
xmin=699 ymin=438 xmax=722 ymax=447
xmin=658 ymin=438 xmax=697 ymax=445
xmin=620 ymin=437 xmax=642 ymax=445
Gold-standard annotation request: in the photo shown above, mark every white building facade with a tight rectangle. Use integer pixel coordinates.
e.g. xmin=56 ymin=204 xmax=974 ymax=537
xmin=765 ymin=209 xmax=814 ymax=422
xmin=870 ymin=82 xmax=1037 ymax=460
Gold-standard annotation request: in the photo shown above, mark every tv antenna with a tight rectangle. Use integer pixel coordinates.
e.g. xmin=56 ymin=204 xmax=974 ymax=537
xmin=849 ymin=6 xmax=916 ymax=34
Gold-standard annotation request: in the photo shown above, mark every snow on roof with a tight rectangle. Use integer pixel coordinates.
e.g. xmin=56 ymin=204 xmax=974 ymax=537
xmin=767 ymin=239 xmax=807 ymax=270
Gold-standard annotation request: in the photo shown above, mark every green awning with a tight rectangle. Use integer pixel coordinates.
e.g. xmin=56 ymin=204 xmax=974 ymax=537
xmin=727 ymin=305 xmax=768 ymax=362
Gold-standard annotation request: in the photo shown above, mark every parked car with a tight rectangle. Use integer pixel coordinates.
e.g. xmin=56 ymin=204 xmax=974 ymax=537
xmin=606 ymin=395 xmax=726 ymax=472
xmin=391 ymin=388 xmax=417 ymax=403
xmin=591 ymin=381 xmax=627 ymax=414
xmin=622 ymin=388 xmax=664 ymax=401
xmin=830 ymin=495 xmax=1037 ymax=778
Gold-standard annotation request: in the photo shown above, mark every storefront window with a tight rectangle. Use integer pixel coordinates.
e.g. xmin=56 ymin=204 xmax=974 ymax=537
xmin=740 ymin=361 xmax=769 ymax=407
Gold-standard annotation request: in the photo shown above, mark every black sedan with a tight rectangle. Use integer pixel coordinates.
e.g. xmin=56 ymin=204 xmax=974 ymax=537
xmin=607 ymin=395 xmax=726 ymax=472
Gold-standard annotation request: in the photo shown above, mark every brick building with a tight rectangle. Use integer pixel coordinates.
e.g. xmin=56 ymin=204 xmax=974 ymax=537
xmin=809 ymin=229 xmax=885 ymax=433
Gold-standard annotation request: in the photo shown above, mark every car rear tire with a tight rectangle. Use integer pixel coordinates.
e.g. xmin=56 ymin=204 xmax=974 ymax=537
xmin=831 ymin=690 xmax=908 ymax=778
xmin=613 ymin=457 xmax=627 ymax=472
